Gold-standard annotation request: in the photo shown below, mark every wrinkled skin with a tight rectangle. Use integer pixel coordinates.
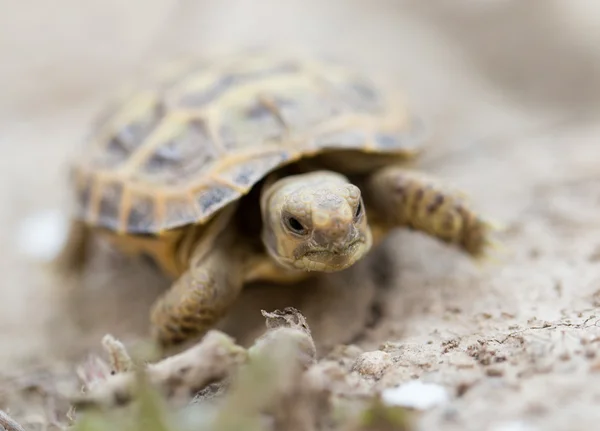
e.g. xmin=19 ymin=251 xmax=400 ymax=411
xmin=260 ymin=171 xmax=372 ymax=272
xmin=148 ymin=166 xmax=495 ymax=347
xmin=60 ymin=167 xmax=495 ymax=348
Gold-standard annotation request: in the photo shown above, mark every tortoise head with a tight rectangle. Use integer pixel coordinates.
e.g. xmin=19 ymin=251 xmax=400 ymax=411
xmin=260 ymin=171 xmax=373 ymax=272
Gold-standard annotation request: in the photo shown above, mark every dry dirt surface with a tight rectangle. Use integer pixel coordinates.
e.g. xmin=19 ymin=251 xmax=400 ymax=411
xmin=2 ymin=1 xmax=600 ymax=430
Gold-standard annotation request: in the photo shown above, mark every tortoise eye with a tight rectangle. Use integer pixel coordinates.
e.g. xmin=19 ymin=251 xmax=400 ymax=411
xmin=285 ymin=216 xmax=307 ymax=235
xmin=354 ymin=200 xmax=363 ymax=220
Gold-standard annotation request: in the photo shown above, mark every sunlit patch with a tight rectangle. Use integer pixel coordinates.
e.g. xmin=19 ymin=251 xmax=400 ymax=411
xmin=312 ymin=211 xmax=331 ymax=228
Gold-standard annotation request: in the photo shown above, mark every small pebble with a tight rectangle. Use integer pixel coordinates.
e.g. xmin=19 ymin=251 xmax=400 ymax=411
xmin=486 ymin=367 xmax=504 ymax=377
xmin=558 ymin=351 xmax=571 ymax=361
xmin=490 ymin=421 xmax=536 ymax=431
xmin=381 ymin=380 xmax=450 ymax=410
xmin=16 ymin=209 xmax=69 ymax=261
xmin=351 ymin=351 xmax=393 ymax=379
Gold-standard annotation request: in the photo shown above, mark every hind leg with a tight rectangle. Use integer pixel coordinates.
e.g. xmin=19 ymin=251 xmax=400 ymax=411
xmin=53 ymin=220 xmax=91 ymax=276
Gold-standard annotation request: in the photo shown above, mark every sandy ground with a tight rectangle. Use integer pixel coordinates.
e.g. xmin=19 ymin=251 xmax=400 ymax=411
xmin=2 ymin=1 xmax=600 ymax=430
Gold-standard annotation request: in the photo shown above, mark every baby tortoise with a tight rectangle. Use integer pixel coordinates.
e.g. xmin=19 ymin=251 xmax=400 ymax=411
xmin=57 ymin=50 xmax=496 ymax=348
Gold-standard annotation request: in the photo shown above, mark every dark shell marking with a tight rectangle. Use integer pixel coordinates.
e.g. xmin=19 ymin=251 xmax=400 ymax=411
xmin=127 ymin=193 xmax=157 ymax=233
xmin=139 ymin=119 xmax=218 ymax=185
xmin=87 ymin=97 xmax=164 ymax=170
xmin=72 ymin=51 xmax=426 ymax=234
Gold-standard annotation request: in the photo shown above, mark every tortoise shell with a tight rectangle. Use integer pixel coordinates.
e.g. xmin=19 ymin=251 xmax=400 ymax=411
xmin=69 ymin=50 xmax=426 ymax=235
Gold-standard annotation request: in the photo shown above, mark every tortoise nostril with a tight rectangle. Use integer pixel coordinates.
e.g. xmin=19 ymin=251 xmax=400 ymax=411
xmin=314 ymin=223 xmax=355 ymax=249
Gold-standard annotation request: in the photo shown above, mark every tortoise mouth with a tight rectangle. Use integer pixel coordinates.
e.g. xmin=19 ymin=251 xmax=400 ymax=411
xmin=295 ymin=239 xmax=369 ymax=272
xmin=303 ymin=239 xmax=363 ymax=259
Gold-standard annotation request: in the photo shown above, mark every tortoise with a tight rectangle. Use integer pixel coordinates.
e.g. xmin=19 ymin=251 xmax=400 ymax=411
xmin=57 ymin=49 xmax=495 ymax=348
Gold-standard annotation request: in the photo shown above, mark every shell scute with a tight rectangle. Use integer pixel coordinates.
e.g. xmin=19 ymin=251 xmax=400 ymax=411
xmin=338 ymin=78 xmax=384 ymax=113
xmin=265 ymin=81 xmax=346 ymax=132
xmin=218 ymin=151 xmax=294 ymax=187
xmin=162 ymin=196 xmax=201 ymax=231
xmin=89 ymin=95 xmax=164 ymax=170
xmin=72 ymin=51 xmax=426 ymax=234
xmin=73 ymin=173 xmax=93 ymax=221
xmin=311 ymin=130 xmax=368 ymax=151
xmin=97 ymin=181 xmax=123 ymax=231
xmin=138 ymin=119 xmax=218 ymax=186
xmin=126 ymin=193 xmax=157 ymax=234
xmin=194 ymin=185 xmax=239 ymax=219
xmin=173 ymin=61 xmax=300 ymax=110
xmin=218 ymin=98 xmax=286 ymax=150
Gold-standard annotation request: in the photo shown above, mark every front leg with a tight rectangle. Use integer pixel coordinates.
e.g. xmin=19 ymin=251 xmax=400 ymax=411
xmin=365 ymin=165 xmax=496 ymax=258
xmin=150 ymin=241 xmax=246 ymax=348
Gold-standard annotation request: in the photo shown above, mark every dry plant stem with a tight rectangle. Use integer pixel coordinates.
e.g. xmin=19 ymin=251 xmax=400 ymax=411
xmin=76 ymin=355 xmax=112 ymax=392
xmin=0 ymin=410 xmax=26 ymax=431
xmin=211 ymin=307 xmax=319 ymax=431
xmin=72 ymin=330 xmax=247 ymax=409
xmin=102 ymin=334 xmax=134 ymax=373
xmin=252 ymin=308 xmax=316 ymax=368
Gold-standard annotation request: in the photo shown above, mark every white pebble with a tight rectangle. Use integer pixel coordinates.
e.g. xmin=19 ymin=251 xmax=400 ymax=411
xmin=381 ymin=380 xmax=449 ymax=410
xmin=490 ymin=421 xmax=536 ymax=431
xmin=16 ymin=209 xmax=69 ymax=261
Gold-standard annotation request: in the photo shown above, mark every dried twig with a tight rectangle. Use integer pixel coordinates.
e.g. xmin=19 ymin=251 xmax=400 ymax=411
xmin=101 ymin=334 xmax=134 ymax=373
xmin=68 ymin=307 xmax=414 ymax=431
xmin=0 ymin=410 xmax=26 ymax=431
xmin=210 ymin=307 xmax=320 ymax=431
xmin=71 ymin=330 xmax=247 ymax=409
xmin=250 ymin=307 xmax=316 ymax=370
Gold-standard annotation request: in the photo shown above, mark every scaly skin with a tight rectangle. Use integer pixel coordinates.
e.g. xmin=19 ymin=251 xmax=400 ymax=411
xmin=260 ymin=171 xmax=373 ymax=273
xmin=151 ymin=170 xmax=374 ymax=347
xmin=144 ymin=168 xmax=495 ymax=348
xmin=149 ymin=220 xmax=250 ymax=347
xmin=364 ymin=166 xmax=494 ymax=257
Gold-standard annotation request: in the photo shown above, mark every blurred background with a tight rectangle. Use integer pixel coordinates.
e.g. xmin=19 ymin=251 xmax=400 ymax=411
xmin=3 ymin=1 xmax=600 ymax=126
xmin=3 ymin=0 xmax=600 ymax=372
xmin=2 ymin=0 xmax=600 ymax=364
xmin=2 ymin=1 xmax=600 ymax=428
